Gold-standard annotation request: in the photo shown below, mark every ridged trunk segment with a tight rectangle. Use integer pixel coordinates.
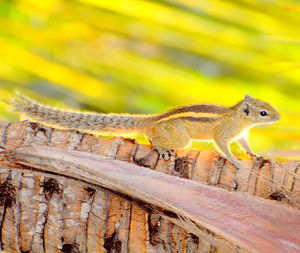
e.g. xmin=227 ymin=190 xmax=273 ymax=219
xmin=0 ymin=120 xmax=299 ymax=253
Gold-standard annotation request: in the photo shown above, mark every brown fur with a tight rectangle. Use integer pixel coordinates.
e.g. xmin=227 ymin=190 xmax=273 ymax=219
xmin=155 ymin=104 xmax=228 ymax=120
xmin=11 ymin=93 xmax=153 ymax=131
xmin=11 ymin=93 xmax=280 ymax=166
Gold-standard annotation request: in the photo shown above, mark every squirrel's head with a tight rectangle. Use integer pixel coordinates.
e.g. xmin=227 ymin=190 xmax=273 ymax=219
xmin=237 ymin=94 xmax=281 ymax=125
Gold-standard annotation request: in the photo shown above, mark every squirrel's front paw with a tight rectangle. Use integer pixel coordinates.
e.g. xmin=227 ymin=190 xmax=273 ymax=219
xmin=232 ymin=160 xmax=242 ymax=169
xmin=154 ymin=146 xmax=175 ymax=160
xmin=226 ymin=157 xmax=242 ymax=169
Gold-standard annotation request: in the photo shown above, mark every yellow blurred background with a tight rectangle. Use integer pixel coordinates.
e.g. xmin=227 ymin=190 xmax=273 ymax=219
xmin=0 ymin=0 xmax=299 ymax=160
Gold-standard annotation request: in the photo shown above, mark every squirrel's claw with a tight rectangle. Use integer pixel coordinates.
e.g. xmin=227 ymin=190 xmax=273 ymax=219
xmin=154 ymin=146 xmax=175 ymax=160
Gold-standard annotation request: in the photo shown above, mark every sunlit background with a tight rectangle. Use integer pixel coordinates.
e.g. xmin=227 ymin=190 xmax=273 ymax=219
xmin=0 ymin=0 xmax=300 ymax=160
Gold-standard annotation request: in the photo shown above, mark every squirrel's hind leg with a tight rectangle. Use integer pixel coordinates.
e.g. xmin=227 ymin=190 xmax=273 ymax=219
xmin=145 ymin=120 xmax=191 ymax=160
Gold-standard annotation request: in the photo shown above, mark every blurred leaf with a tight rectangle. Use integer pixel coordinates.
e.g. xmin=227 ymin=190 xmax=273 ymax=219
xmin=0 ymin=0 xmax=299 ymax=158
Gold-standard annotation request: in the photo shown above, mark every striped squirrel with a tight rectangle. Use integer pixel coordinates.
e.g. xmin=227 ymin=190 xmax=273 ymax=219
xmin=11 ymin=93 xmax=280 ymax=167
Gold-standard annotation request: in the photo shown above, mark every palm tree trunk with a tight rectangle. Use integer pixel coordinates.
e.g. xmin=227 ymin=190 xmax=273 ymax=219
xmin=0 ymin=120 xmax=299 ymax=253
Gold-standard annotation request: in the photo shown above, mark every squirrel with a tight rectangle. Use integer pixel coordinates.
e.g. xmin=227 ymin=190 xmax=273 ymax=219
xmin=10 ymin=93 xmax=280 ymax=167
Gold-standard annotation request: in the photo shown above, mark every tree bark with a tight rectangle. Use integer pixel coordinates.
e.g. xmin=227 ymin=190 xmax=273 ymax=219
xmin=0 ymin=120 xmax=299 ymax=253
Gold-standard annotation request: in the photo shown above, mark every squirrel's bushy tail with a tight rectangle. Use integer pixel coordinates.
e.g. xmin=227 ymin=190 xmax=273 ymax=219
xmin=11 ymin=92 xmax=153 ymax=132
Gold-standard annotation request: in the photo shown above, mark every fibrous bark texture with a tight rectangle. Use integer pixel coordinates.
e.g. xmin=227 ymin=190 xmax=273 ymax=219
xmin=0 ymin=120 xmax=299 ymax=253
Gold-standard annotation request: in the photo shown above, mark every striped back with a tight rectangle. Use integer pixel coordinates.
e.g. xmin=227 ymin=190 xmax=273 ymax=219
xmin=154 ymin=104 xmax=228 ymax=122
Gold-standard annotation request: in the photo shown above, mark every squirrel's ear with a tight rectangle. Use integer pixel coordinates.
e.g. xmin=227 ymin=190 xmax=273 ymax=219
xmin=244 ymin=94 xmax=252 ymax=100
xmin=242 ymin=102 xmax=250 ymax=116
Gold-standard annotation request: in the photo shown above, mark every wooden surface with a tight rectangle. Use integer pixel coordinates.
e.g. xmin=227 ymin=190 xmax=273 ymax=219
xmin=0 ymin=120 xmax=300 ymax=253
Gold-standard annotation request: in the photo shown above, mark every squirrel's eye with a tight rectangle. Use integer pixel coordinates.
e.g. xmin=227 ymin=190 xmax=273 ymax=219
xmin=260 ymin=110 xmax=268 ymax=116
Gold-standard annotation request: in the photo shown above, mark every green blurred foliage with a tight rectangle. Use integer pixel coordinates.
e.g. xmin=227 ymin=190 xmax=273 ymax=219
xmin=0 ymin=0 xmax=300 ymax=160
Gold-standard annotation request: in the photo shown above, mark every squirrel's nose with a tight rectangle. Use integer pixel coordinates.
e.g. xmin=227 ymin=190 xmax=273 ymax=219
xmin=276 ymin=113 xmax=281 ymax=121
